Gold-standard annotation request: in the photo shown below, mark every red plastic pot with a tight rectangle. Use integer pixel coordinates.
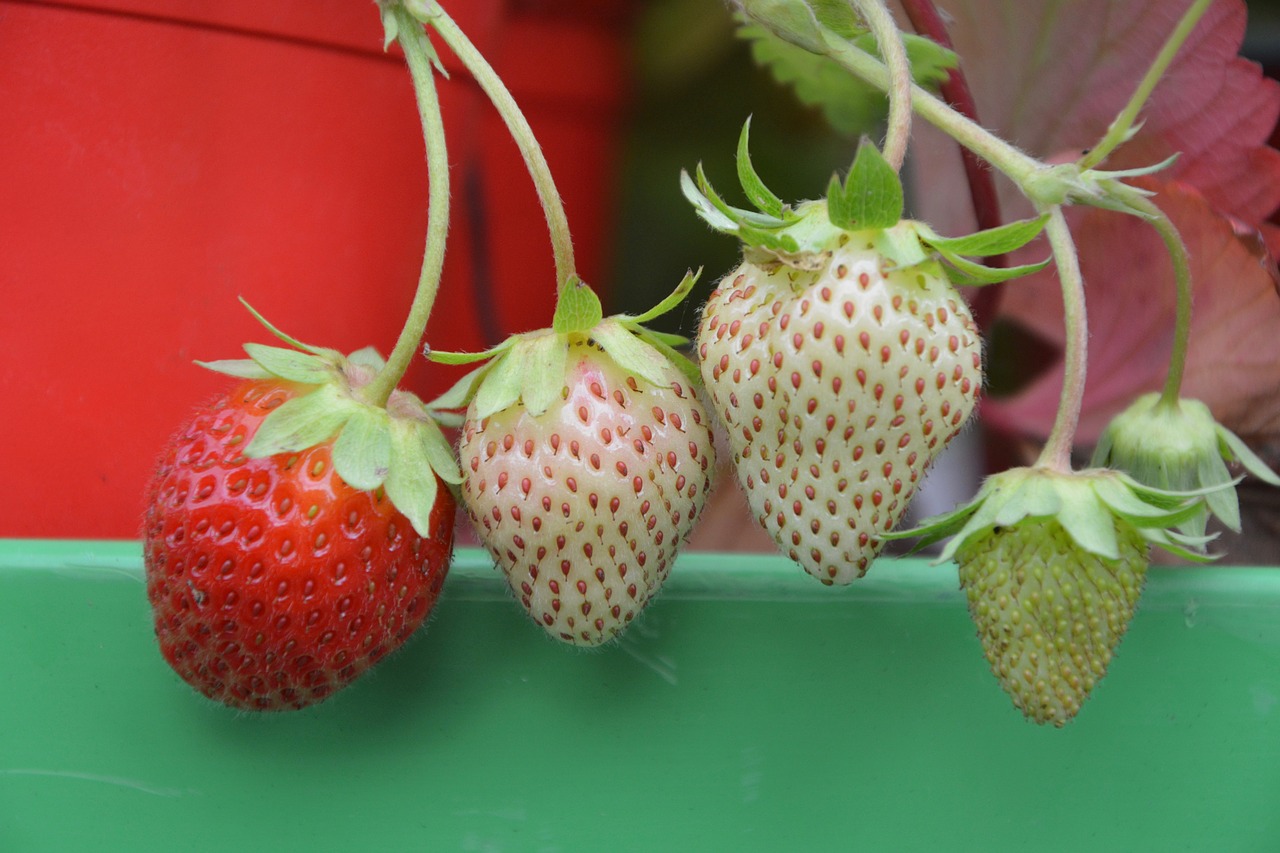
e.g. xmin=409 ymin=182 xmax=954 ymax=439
xmin=0 ymin=0 xmax=634 ymax=538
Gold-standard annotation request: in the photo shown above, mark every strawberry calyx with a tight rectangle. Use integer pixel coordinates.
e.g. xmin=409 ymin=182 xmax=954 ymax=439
xmin=428 ymin=270 xmax=703 ymax=422
xmin=684 ymin=123 xmax=1051 ymax=286
xmin=197 ymin=301 xmax=462 ymax=539
xmin=885 ymin=465 xmax=1232 ymax=565
xmin=1092 ymin=393 xmax=1280 ymax=537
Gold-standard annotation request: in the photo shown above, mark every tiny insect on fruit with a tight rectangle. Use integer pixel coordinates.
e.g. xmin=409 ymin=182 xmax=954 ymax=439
xmin=144 ymin=378 xmax=456 ymax=711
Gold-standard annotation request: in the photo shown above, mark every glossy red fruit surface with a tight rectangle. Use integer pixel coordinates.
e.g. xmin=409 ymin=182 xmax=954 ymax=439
xmin=143 ymin=380 xmax=455 ymax=710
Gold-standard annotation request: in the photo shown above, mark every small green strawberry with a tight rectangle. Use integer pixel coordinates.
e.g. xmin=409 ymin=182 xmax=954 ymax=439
xmin=433 ymin=274 xmax=715 ymax=646
xmin=889 ymin=465 xmax=1217 ymax=726
xmin=1092 ymin=392 xmax=1280 ymax=536
xmin=688 ymin=127 xmax=1049 ymax=583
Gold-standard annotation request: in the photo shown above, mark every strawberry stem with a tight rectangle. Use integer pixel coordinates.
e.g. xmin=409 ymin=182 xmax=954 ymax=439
xmin=414 ymin=4 xmax=578 ymax=297
xmin=1035 ymin=205 xmax=1088 ymax=473
xmin=1078 ymin=0 xmax=1213 ymax=171
xmin=1119 ymin=192 xmax=1193 ymax=407
xmin=854 ymin=0 xmax=911 ymax=172
xmin=363 ymin=4 xmax=452 ymax=408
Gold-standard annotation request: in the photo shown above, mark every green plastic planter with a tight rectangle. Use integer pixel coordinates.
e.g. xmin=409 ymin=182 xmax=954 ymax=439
xmin=2 ymin=539 xmax=1277 ymax=850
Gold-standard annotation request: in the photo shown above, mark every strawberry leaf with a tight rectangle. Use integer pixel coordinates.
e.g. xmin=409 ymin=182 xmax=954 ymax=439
xmin=593 ymin=320 xmax=672 ymax=389
xmin=552 ymin=276 xmax=604 ymax=335
xmin=243 ymin=343 xmax=335 ymax=385
xmin=736 ymin=117 xmax=787 ymax=219
xmin=827 ymin=139 xmax=902 ymax=231
xmin=245 ymin=383 xmax=359 ymax=458
xmin=332 ymin=408 xmax=393 ymax=491
xmin=383 ymin=418 xmax=442 ymax=539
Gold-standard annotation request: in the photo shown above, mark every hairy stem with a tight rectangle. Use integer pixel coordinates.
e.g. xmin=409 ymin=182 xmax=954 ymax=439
xmin=1035 ymin=206 xmax=1088 ymax=472
xmin=364 ymin=5 xmax=451 ymax=407
xmin=821 ymin=36 xmax=1044 ymax=193
xmin=855 ymin=0 xmax=912 ymax=171
xmin=1119 ymin=191 xmax=1193 ymax=405
xmin=414 ymin=3 xmax=577 ymax=293
xmin=1079 ymin=0 xmax=1213 ymax=170
xmin=899 ymin=0 xmax=1007 ymax=328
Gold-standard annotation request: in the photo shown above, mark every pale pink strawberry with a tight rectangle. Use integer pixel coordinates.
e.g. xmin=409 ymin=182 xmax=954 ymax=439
xmin=459 ymin=339 xmax=716 ymax=645
xmin=698 ymin=236 xmax=982 ymax=584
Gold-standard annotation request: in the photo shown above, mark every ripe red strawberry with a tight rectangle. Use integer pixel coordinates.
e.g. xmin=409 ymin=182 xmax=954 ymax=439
xmin=698 ymin=238 xmax=981 ymax=583
xmin=144 ymin=378 xmax=455 ymax=710
xmin=458 ymin=338 xmax=716 ymax=646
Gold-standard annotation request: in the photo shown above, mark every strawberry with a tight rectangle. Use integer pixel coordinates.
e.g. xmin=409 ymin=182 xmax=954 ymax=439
xmin=144 ymin=376 xmax=456 ymax=710
xmin=685 ymin=132 xmax=1047 ymax=583
xmin=434 ymin=275 xmax=714 ymax=645
xmin=889 ymin=465 xmax=1216 ymax=725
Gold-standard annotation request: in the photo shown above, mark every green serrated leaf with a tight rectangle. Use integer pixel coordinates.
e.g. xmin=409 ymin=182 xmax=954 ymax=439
xmin=939 ymin=251 xmax=1051 ymax=286
xmin=552 ymin=277 xmax=605 ymax=335
xmin=736 ymin=117 xmax=786 ymax=219
xmin=332 ymin=408 xmax=393 ymax=491
xmin=244 ymin=384 xmax=359 ymax=458
xmin=518 ymin=334 xmax=569 ymax=417
xmin=593 ymin=320 xmax=672 ymax=389
xmin=917 ymin=215 xmax=1049 ymax=258
xmin=195 ymin=358 xmax=272 ymax=379
xmin=243 ymin=343 xmax=334 ymax=385
xmin=850 ymin=32 xmax=958 ymax=89
xmin=383 ymin=418 xmax=442 ymax=539
xmin=623 ymin=269 xmax=702 ymax=326
xmin=472 ymin=351 xmax=525 ymax=421
xmin=828 ymin=139 xmax=902 ymax=231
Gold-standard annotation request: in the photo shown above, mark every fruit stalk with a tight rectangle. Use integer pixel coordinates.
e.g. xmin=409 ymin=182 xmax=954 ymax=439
xmin=1035 ymin=205 xmax=1088 ymax=473
xmin=363 ymin=4 xmax=452 ymax=407
xmin=1110 ymin=189 xmax=1193 ymax=408
xmin=1078 ymin=0 xmax=1214 ymax=170
xmin=415 ymin=4 xmax=577 ymax=294
xmin=854 ymin=0 xmax=912 ymax=171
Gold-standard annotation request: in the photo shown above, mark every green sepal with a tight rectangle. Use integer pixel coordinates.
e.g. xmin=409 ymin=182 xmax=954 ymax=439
xmin=518 ymin=333 xmax=569 ymax=417
xmin=916 ymin=215 xmax=1049 ymax=258
xmin=593 ymin=320 xmax=673 ymax=389
xmin=418 ymin=416 xmax=464 ymax=485
xmin=552 ymin=276 xmax=605 ymax=335
xmin=243 ymin=343 xmax=336 ymax=385
xmin=621 ymin=269 xmax=702 ymax=326
xmin=195 ymin=358 xmax=272 ymax=379
xmin=346 ymin=346 xmax=387 ymax=372
xmin=937 ymin=252 xmax=1052 ymax=287
xmin=635 ymin=329 xmax=701 ymax=388
xmin=1217 ymin=425 xmax=1280 ymax=486
xmin=244 ymin=383 xmax=360 ymax=458
xmin=331 ymin=408 xmax=393 ymax=492
xmin=239 ymin=299 xmax=339 ymax=360
xmin=472 ymin=350 xmax=524 ymax=421
xmin=736 ymin=118 xmax=787 ymax=219
xmin=383 ymin=418 xmax=442 ymax=540
xmin=427 ymin=362 xmax=493 ymax=412
xmin=682 ymin=167 xmax=796 ymax=252
xmin=429 ymin=340 xmax=513 ymax=366
xmin=872 ymin=227 xmax=928 ymax=270
xmin=826 ymin=139 xmax=903 ymax=231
